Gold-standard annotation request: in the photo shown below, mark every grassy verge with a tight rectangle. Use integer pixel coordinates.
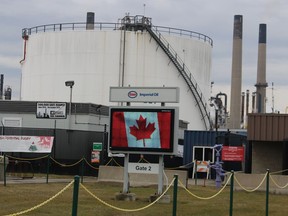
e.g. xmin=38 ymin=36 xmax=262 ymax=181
xmin=1 ymin=179 xmax=288 ymax=216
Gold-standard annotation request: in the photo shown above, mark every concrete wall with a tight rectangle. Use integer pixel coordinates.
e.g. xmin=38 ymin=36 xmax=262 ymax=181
xmin=252 ymin=141 xmax=283 ymax=173
xmin=230 ymin=173 xmax=288 ymax=194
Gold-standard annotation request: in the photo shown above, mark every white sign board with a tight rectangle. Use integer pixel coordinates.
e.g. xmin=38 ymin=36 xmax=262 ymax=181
xmin=0 ymin=136 xmax=54 ymax=153
xmin=109 ymin=87 xmax=179 ymax=103
xmin=128 ymin=162 xmax=159 ymax=174
xmin=36 ymin=102 xmax=66 ymax=119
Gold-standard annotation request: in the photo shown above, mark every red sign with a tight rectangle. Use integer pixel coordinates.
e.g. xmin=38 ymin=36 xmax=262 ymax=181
xmin=221 ymin=146 xmax=244 ymax=161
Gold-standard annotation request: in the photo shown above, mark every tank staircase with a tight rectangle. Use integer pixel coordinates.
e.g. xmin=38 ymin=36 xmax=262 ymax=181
xmin=144 ymin=25 xmax=212 ymax=130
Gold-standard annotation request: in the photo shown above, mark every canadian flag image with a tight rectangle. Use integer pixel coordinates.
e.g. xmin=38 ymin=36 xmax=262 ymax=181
xmin=111 ymin=111 xmax=171 ymax=149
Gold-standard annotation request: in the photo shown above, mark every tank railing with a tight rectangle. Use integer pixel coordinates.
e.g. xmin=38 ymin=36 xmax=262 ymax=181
xmin=147 ymin=24 xmax=212 ymax=129
xmin=22 ymin=22 xmax=121 ymax=38
xmin=22 ymin=21 xmax=212 ymax=46
xmin=120 ymin=15 xmax=152 ymax=27
xmin=153 ymin=26 xmax=213 ymax=46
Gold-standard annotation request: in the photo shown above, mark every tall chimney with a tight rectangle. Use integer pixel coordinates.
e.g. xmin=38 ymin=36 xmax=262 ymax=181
xmin=229 ymin=15 xmax=243 ymax=129
xmin=0 ymin=74 xmax=3 ymax=100
xmin=86 ymin=12 xmax=95 ymax=30
xmin=255 ymin=24 xmax=267 ymax=113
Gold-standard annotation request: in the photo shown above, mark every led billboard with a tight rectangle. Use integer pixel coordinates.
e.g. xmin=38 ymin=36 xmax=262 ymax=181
xmin=109 ymin=107 xmax=179 ymax=155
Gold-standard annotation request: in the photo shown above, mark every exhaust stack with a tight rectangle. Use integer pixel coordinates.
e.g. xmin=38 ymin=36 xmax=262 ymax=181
xmin=255 ymin=24 xmax=267 ymax=113
xmin=229 ymin=15 xmax=243 ymax=129
xmin=86 ymin=12 xmax=95 ymax=30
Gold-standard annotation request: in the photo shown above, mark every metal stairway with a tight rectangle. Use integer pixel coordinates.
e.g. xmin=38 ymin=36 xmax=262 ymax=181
xmin=145 ymin=25 xmax=212 ymax=130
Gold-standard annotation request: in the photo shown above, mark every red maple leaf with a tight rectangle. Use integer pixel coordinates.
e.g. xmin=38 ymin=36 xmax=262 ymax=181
xmin=129 ymin=115 xmax=156 ymax=147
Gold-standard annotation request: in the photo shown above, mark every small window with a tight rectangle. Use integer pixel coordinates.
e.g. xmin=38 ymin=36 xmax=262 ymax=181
xmin=2 ymin=117 xmax=22 ymax=127
xmin=193 ymin=146 xmax=214 ymax=163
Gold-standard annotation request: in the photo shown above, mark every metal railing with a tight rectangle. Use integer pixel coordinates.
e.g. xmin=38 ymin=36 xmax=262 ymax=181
xmin=22 ymin=19 xmax=213 ymax=46
xmin=145 ymin=24 xmax=212 ymax=129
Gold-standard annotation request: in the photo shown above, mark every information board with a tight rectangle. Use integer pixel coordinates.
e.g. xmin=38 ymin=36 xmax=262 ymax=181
xmin=221 ymin=146 xmax=244 ymax=161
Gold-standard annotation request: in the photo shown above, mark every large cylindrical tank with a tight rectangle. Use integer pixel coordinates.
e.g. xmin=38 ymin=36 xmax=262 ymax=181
xmin=20 ymin=16 xmax=213 ymax=130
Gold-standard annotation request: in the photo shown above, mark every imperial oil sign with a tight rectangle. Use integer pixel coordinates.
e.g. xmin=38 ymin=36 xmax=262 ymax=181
xmin=109 ymin=87 xmax=179 ymax=103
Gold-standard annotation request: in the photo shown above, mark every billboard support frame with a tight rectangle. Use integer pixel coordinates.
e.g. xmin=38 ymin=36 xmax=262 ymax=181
xmin=110 ymin=87 xmax=179 ymax=195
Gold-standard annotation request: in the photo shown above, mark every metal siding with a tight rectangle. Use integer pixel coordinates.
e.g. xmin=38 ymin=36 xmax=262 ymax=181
xmin=183 ymin=130 xmax=217 ymax=165
xmin=267 ymin=116 xmax=273 ymax=140
xmin=248 ymin=114 xmax=288 ymax=141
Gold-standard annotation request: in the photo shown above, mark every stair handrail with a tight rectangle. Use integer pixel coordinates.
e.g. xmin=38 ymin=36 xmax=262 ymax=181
xmin=147 ymin=24 xmax=212 ymax=129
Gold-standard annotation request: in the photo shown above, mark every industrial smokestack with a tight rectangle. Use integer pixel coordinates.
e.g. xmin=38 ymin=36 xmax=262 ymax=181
xmin=86 ymin=12 xmax=95 ymax=30
xmin=0 ymin=74 xmax=3 ymax=100
xmin=255 ymin=24 xmax=267 ymax=113
xmin=229 ymin=15 xmax=243 ymax=129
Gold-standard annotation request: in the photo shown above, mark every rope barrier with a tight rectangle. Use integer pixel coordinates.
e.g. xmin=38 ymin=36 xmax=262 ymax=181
xmin=270 ymin=168 xmax=288 ymax=175
xmin=83 ymin=158 xmax=99 ymax=170
xmin=80 ymin=177 xmax=175 ymax=212
xmin=4 ymin=180 xmax=74 ymax=216
xmin=104 ymin=158 xmax=113 ymax=166
xmin=178 ymin=173 xmax=232 ymax=200
xmin=234 ymin=172 xmax=268 ymax=192
xmin=111 ymin=158 xmax=123 ymax=167
xmin=269 ymin=174 xmax=288 ymax=189
xmin=50 ymin=157 xmax=83 ymax=167
xmin=6 ymin=154 xmax=49 ymax=161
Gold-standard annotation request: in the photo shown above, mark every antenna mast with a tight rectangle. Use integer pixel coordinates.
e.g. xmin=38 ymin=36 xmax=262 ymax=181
xmin=271 ymin=82 xmax=274 ymax=113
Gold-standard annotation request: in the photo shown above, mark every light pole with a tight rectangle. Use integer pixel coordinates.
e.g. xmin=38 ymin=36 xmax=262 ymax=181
xmin=65 ymin=80 xmax=74 ymax=116
xmin=65 ymin=81 xmax=74 ymax=129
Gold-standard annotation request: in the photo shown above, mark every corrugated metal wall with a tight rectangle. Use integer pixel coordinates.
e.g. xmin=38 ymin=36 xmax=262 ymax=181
xmin=183 ymin=130 xmax=249 ymax=173
xmin=248 ymin=114 xmax=288 ymax=141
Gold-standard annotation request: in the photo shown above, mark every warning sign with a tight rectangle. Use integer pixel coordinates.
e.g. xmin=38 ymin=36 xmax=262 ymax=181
xmin=222 ymin=146 xmax=244 ymax=161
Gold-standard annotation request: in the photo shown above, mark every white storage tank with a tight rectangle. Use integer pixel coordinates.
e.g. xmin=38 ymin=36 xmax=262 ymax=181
xmin=20 ymin=14 xmax=213 ymax=130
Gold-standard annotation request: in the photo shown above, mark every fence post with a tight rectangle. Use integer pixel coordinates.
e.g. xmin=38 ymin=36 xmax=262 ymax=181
xmin=81 ymin=157 xmax=85 ymax=183
xmin=72 ymin=175 xmax=80 ymax=216
xmin=229 ymin=171 xmax=234 ymax=216
xmin=4 ymin=154 xmax=6 ymax=186
xmin=46 ymin=154 xmax=50 ymax=184
xmin=172 ymin=174 xmax=178 ymax=216
xmin=195 ymin=160 xmax=198 ymax=186
xmin=266 ymin=169 xmax=270 ymax=216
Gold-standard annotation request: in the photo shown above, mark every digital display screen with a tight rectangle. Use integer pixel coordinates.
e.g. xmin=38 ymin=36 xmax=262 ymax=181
xmin=109 ymin=107 xmax=178 ymax=154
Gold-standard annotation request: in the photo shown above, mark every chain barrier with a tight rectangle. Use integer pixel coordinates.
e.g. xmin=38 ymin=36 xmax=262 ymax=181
xmin=234 ymin=172 xmax=268 ymax=192
xmin=4 ymin=180 xmax=74 ymax=216
xmin=6 ymin=154 xmax=49 ymax=161
xmin=83 ymin=158 xmax=99 ymax=170
xmin=269 ymin=174 xmax=288 ymax=189
xmin=178 ymin=173 xmax=232 ymax=200
xmin=50 ymin=156 xmax=83 ymax=167
xmin=80 ymin=177 xmax=175 ymax=212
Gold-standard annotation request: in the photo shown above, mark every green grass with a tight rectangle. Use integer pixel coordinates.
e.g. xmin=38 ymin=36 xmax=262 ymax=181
xmin=1 ymin=179 xmax=288 ymax=216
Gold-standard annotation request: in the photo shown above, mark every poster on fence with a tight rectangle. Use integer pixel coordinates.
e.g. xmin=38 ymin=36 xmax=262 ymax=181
xmin=0 ymin=136 xmax=54 ymax=153
xmin=91 ymin=151 xmax=100 ymax=163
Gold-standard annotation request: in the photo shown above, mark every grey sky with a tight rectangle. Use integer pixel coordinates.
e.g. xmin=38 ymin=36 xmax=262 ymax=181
xmin=0 ymin=0 xmax=288 ymax=112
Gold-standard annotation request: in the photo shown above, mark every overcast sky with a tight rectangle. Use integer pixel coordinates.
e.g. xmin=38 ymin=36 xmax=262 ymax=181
xmin=1 ymin=0 xmax=288 ymax=113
